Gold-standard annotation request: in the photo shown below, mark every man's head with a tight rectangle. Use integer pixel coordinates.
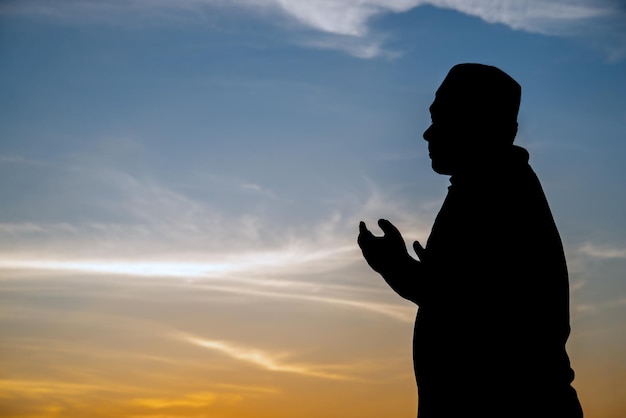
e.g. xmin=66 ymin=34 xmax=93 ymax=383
xmin=423 ymin=63 xmax=521 ymax=175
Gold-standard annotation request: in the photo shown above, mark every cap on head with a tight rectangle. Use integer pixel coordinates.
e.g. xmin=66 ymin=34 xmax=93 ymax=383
xmin=432 ymin=63 xmax=521 ymax=132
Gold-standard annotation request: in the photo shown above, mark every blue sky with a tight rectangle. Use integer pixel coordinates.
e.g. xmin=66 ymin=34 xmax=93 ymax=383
xmin=1 ymin=1 xmax=625 ymax=417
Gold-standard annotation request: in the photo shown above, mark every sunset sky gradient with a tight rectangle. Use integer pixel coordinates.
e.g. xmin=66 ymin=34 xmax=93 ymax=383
xmin=1 ymin=1 xmax=626 ymax=417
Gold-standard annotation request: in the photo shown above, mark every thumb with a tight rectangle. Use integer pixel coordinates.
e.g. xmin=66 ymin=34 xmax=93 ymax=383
xmin=413 ymin=241 xmax=426 ymax=261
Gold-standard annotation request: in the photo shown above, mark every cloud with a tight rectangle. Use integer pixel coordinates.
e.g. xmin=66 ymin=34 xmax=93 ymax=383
xmin=578 ymin=243 xmax=626 ymax=259
xmin=572 ymin=297 xmax=626 ymax=315
xmin=0 ymin=152 xmax=432 ymax=272
xmin=0 ymin=242 xmax=358 ymax=280
xmin=186 ymin=283 xmax=416 ymax=322
xmin=131 ymin=392 xmax=241 ymax=409
xmin=0 ymin=160 xmax=341 ymax=259
xmin=215 ymin=383 xmax=280 ymax=394
xmin=0 ymin=154 xmax=61 ymax=168
xmin=0 ymin=256 xmax=415 ymax=322
xmin=0 ymin=379 xmax=107 ymax=397
xmin=299 ymin=32 xmax=401 ymax=59
xmin=234 ymin=0 xmax=614 ymax=37
xmin=0 ymin=148 xmax=427 ymax=327
xmin=2 ymin=0 xmax=622 ymax=58
xmin=430 ymin=0 xmax=613 ymax=34
xmin=179 ymin=333 xmax=355 ymax=380
xmin=0 ymin=157 xmax=424 ymax=323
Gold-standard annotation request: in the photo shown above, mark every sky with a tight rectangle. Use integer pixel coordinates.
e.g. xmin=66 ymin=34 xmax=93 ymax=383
xmin=0 ymin=0 xmax=625 ymax=417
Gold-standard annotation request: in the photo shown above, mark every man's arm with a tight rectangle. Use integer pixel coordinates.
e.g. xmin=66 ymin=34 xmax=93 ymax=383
xmin=358 ymin=219 xmax=426 ymax=304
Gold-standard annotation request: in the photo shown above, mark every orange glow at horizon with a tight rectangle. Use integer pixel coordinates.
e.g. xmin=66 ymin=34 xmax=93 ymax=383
xmin=1 ymin=266 xmax=624 ymax=418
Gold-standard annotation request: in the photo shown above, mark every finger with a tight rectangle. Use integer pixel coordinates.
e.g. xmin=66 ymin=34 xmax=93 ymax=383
xmin=413 ymin=241 xmax=426 ymax=261
xmin=378 ymin=218 xmax=401 ymax=237
xmin=358 ymin=221 xmax=375 ymax=246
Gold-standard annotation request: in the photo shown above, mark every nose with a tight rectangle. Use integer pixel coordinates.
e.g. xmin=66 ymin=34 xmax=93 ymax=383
xmin=423 ymin=124 xmax=433 ymax=142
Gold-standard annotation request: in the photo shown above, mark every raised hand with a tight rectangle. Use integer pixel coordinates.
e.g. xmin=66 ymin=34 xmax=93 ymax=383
xmin=358 ymin=219 xmax=425 ymax=303
xmin=358 ymin=219 xmax=413 ymax=276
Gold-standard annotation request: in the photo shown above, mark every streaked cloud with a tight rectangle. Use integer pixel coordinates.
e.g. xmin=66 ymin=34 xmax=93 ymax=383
xmin=572 ymin=297 xmax=626 ymax=314
xmin=1 ymin=0 xmax=613 ymax=34
xmin=179 ymin=334 xmax=356 ymax=380
xmin=240 ymin=0 xmax=613 ymax=36
xmin=2 ymin=0 xmax=622 ymax=58
xmin=300 ymin=33 xmax=400 ymax=59
xmin=0 ymin=152 xmax=431 ymax=279
xmin=187 ymin=283 xmax=416 ymax=322
xmin=0 ymin=245 xmax=354 ymax=278
xmin=0 ymin=154 xmax=422 ymax=324
xmin=579 ymin=243 xmax=626 ymax=259
xmin=0 ymin=379 xmax=107 ymax=396
xmin=431 ymin=0 xmax=613 ymax=33
xmin=131 ymin=392 xmax=241 ymax=409
xmin=0 ymin=154 xmax=61 ymax=168
xmin=215 ymin=383 xmax=280 ymax=394
xmin=0 ymin=260 xmax=415 ymax=322
xmin=0 ymin=224 xmax=360 ymax=280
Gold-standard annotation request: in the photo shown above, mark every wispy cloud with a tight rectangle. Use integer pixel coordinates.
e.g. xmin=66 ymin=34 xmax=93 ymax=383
xmin=179 ymin=333 xmax=356 ymax=380
xmin=0 ymin=151 xmax=431 ymax=275
xmin=0 ymin=259 xmax=415 ymax=322
xmin=188 ymin=283 xmax=416 ymax=322
xmin=0 ymin=379 xmax=125 ymax=396
xmin=579 ymin=243 xmax=626 ymax=259
xmin=573 ymin=297 xmax=626 ymax=314
xmin=0 ymin=159 xmax=354 ymax=259
xmin=215 ymin=383 xmax=280 ymax=394
xmin=300 ymin=32 xmax=401 ymax=59
xmin=131 ymin=392 xmax=240 ymax=409
xmin=431 ymin=0 xmax=613 ymax=34
xmin=0 ymin=154 xmax=62 ymax=168
xmin=0 ymin=242 xmax=358 ymax=280
xmin=2 ymin=0 xmax=622 ymax=58
xmin=0 ymin=164 xmax=420 ymax=323
xmin=233 ymin=0 xmax=614 ymax=37
xmin=0 ymin=150 xmax=423 ymax=325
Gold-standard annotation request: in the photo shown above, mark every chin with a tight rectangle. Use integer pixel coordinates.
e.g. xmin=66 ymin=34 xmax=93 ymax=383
xmin=431 ymin=161 xmax=454 ymax=175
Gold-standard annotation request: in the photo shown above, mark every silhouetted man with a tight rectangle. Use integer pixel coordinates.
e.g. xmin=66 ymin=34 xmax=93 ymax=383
xmin=358 ymin=64 xmax=582 ymax=418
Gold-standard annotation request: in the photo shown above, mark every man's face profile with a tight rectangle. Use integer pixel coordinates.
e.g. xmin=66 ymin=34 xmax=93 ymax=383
xmin=422 ymin=94 xmax=473 ymax=176
xmin=422 ymin=63 xmax=522 ymax=176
